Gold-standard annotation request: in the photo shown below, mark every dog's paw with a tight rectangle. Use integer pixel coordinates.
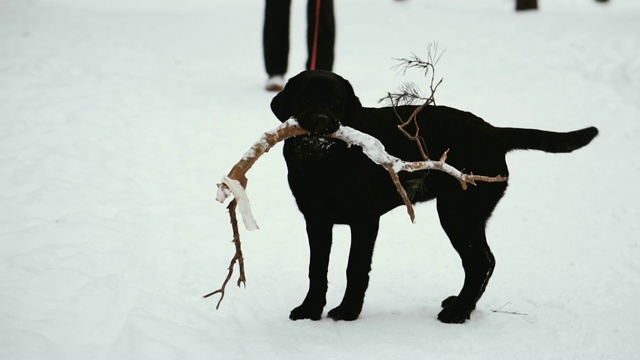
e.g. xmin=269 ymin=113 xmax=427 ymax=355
xmin=289 ymin=304 xmax=323 ymax=321
xmin=439 ymin=296 xmax=476 ymax=323
xmin=437 ymin=304 xmax=473 ymax=324
xmin=327 ymin=305 xmax=362 ymax=321
xmin=441 ymin=295 xmax=459 ymax=308
xmin=441 ymin=295 xmax=476 ymax=310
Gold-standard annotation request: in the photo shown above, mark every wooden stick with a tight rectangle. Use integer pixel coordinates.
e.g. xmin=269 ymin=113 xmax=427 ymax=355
xmin=203 ymin=200 xmax=246 ymax=309
xmin=209 ymin=118 xmax=507 ymax=308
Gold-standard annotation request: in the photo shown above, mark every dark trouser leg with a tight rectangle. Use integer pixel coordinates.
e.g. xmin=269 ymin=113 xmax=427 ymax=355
xmin=263 ymin=0 xmax=291 ymax=76
xmin=306 ymin=0 xmax=335 ymax=71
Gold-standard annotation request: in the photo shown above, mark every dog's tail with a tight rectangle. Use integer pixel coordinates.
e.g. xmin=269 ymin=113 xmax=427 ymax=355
xmin=498 ymin=126 xmax=599 ymax=153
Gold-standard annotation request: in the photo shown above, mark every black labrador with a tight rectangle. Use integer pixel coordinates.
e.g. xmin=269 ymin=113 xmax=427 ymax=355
xmin=270 ymin=70 xmax=598 ymax=324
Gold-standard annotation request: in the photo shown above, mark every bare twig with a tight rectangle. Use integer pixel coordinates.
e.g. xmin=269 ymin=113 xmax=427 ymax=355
xmin=203 ymin=200 xmax=246 ymax=309
xmin=382 ymin=44 xmax=446 ymax=162
xmin=491 ymin=302 xmax=528 ymax=316
xmin=391 ymin=43 xmax=444 ymax=77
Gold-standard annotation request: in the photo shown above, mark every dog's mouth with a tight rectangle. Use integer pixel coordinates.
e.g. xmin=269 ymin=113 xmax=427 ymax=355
xmin=297 ymin=133 xmax=337 ymax=151
xmin=288 ymin=133 xmax=342 ymax=161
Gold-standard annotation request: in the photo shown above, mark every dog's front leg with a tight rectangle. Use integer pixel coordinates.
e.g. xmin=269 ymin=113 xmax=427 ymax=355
xmin=290 ymin=218 xmax=333 ymax=321
xmin=328 ymin=218 xmax=380 ymax=321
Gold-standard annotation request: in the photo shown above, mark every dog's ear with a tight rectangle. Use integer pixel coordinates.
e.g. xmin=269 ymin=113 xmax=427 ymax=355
xmin=270 ymin=85 xmax=293 ymax=122
xmin=340 ymin=77 xmax=363 ymax=125
xmin=271 ymin=72 xmax=310 ymax=122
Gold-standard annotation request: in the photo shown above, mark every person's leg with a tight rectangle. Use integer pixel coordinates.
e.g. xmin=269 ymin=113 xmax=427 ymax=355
xmin=306 ymin=0 xmax=335 ymax=71
xmin=264 ymin=0 xmax=292 ymax=90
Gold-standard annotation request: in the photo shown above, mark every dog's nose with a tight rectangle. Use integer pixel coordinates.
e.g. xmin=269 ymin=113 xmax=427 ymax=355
xmin=301 ymin=114 xmax=339 ymax=134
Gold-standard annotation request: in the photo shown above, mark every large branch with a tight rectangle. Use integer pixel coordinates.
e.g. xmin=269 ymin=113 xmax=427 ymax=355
xmin=217 ymin=118 xmax=507 ymax=226
xmin=209 ymin=118 xmax=506 ymax=308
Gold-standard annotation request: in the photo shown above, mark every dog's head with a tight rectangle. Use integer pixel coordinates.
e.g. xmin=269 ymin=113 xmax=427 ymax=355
xmin=271 ymin=70 xmax=362 ymax=134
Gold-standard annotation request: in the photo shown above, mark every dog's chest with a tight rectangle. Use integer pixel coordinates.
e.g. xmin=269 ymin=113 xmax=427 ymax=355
xmin=283 ymin=140 xmax=407 ymax=219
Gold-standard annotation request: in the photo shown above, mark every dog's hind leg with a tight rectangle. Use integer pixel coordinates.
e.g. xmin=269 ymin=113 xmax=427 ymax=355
xmin=435 ymin=193 xmax=499 ymax=324
xmin=328 ymin=218 xmax=380 ymax=321
xmin=290 ymin=218 xmax=334 ymax=321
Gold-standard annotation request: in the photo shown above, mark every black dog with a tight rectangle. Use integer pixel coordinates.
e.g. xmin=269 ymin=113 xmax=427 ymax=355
xmin=271 ymin=70 xmax=598 ymax=324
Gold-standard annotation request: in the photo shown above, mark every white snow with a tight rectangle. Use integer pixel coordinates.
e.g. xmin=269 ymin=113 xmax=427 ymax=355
xmin=1 ymin=0 xmax=639 ymax=359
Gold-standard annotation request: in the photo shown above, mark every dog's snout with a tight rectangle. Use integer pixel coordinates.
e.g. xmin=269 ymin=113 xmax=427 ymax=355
xmin=299 ymin=113 xmax=340 ymax=134
xmin=311 ymin=114 xmax=333 ymax=133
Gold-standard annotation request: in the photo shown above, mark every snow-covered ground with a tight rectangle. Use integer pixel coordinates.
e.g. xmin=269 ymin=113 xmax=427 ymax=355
xmin=1 ymin=0 xmax=639 ymax=359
